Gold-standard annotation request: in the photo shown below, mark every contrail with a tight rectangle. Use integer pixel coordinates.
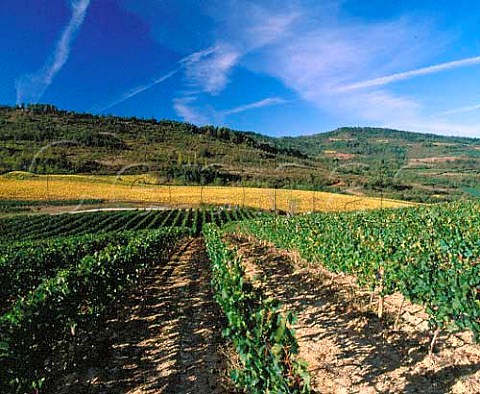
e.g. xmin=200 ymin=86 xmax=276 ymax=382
xmin=91 ymin=47 xmax=217 ymax=113
xmin=15 ymin=0 xmax=91 ymax=104
xmin=437 ymin=103 xmax=480 ymax=116
xmin=336 ymin=55 xmax=480 ymax=92
xmin=223 ymin=97 xmax=288 ymax=115
xmin=180 ymin=46 xmax=217 ymax=65
xmin=93 ymin=68 xmax=180 ymax=113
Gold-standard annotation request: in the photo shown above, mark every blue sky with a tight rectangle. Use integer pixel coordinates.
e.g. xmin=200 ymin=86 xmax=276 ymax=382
xmin=1 ymin=0 xmax=480 ymax=137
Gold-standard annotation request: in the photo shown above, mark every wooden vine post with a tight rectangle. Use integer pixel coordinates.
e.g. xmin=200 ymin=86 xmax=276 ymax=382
xmin=429 ymin=327 xmax=441 ymax=357
xmin=377 ymin=266 xmax=385 ymax=319
xmin=393 ymin=297 xmax=405 ymax=330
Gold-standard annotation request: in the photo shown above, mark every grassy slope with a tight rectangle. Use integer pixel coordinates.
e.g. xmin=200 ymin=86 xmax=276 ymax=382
xmin=2 ymin=105 xmax=480 ymax=202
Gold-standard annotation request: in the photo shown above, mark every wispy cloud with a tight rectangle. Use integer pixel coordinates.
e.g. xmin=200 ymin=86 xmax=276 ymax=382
xmin=173 ymin=97 xmax=209 ymax=125
xmin=226 ymin=3 xmax=480 ymax=136
xmin=125 ymin=0 xmax=480 ymax=136
xmin=180 ymin=3 xmax=299 ymax=96
xmin=336 ymin=55 xmax=480 ymax=92
xmin=223 ymin=97 xmax=288 ymax=115
xmin=436 ymin=103 xmax=480 ymax=117
xmin=173 ymin=4 xmax=299 ymax=123
xmin=15 ymin=0 xmax=91 ymax=104
xmin=383 ymin=118 xmax=480 ymax=137
xmin=250 ymin=16 xmax=427 ymax=124
xmin=183 ymin=45 xmax=240 ymax=95
xmin=223 ymin=4 xmax=300 ymax=51
xmin=174 ymin=96 xmax=290 ymax=125
xmin=247 ymin=13 xmax=299 ymax=48
xmin=173 ymin=45 xmax=239 ymax=124
xmin=179 ymin=47 xmax=217 ymax=65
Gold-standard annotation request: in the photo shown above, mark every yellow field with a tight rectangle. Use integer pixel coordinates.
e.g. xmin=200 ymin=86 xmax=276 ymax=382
xmin=0 ymin=172 xmax=415 ymax=212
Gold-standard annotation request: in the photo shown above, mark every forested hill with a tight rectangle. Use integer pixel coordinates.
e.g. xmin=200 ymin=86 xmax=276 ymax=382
xmin=1 ymin=104 xmax=480 ymax=202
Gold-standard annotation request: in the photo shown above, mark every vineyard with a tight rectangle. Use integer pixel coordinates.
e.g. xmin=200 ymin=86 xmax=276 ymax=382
xmin=4 ymin=3 xmax=480 ymax=392
xmin=0 ymin=206 xmax=271 ymax=393
xmin=1 ymin=201 xmax=480 ymax=393
xmin=235 ymin=201 xmax=480 ymax=343
xmin=0 ymin=206 xmax=264 ymax=243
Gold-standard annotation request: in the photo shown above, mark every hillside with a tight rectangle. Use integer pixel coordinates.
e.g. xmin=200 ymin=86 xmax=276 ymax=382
xmin=1 ymin=104 xmax=480 ymax=202
xmin=279 ymin=127 xmax=480 ymax=201
xmin=0 ymin=104 xmax=320 ymax=191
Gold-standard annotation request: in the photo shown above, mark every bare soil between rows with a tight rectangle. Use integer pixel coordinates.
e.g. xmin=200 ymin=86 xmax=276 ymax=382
xmin=55 ymin=237 xmax=232 ymax=394
xmin=226 ymin=233 xmax=480 ymax=394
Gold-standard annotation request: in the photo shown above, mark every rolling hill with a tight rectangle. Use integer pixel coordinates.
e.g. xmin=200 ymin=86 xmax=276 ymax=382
xmin=1 ymin=104 xmax=480 ymax=202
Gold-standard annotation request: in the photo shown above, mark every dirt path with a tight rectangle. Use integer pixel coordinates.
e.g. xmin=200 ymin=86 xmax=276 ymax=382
xmin=226 ymin=233 xmax=480 ymax=394
xmin=58 ymin=237 xmax=230 ymax=394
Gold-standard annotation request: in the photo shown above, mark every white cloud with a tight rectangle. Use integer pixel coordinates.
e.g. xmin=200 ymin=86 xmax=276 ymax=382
xmin=173 ymin=45 xmax=239 ymax=123
xmin=205 ymin=1 xmax=300 ymax=51
xmin=16 ymin=0 xmax=91 ymax=104
xmin=127 ymin=0 xmax=480 ymax=136
xmin=234 ymin=3 xmax=480 ymax=136
xmin=223 ymin=97 xmax=289 ymax=115
xmin=174 ymin=45 xmax=241 ymax=123
xmin=179 ymin=3 xmax=299 ymax=98
xmin=247 ymin=13 xmax=299 ymax=48
xmin=172 ymin=4 xmax=299 ymax=123
xmin=382 ymin=119 xmax=480 ymax=137
xmin=183 ymin=45 xmax=240 ymax=95
xmin=247 ymin=11 xmax=420 ymax=81
xmin=173 ymin=97 xmax=209 ymax=124
xmin=247 ymin=17 xmax=426 ymax=124
xmin=180 ymin=47 xmax=217 ymax=65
